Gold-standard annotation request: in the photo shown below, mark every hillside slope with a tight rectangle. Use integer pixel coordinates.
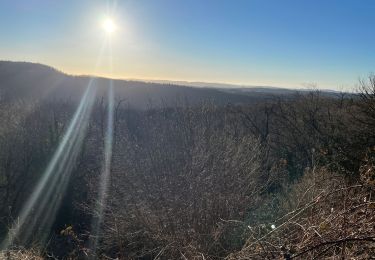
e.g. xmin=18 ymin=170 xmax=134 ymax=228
xmin=0 ymin=61 xmax=284 ymax=108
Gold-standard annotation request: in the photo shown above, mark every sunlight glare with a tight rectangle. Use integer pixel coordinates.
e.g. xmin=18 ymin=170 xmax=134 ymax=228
xmin=102 ymin=17 xmax=117 ymax=34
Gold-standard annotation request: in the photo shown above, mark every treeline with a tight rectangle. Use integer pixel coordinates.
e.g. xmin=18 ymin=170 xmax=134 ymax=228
xmin=0 ymin=77 xmax=374 ymax=259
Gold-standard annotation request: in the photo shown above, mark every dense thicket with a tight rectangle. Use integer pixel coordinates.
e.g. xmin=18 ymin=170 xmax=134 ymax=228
xmin=0 ymin=76 xmax=374 ymax=259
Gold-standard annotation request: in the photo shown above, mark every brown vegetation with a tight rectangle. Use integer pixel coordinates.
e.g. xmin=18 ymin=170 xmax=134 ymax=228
xmin=228 ymin=167 xmax=375 ymax=259
xmin=0 ymin=74 xmax=375 ymax=259
xmin=0 ymin=249 xmax=43 ymax=260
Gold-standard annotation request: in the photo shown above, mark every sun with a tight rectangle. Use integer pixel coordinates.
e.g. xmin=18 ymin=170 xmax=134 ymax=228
xmin=102 ymin=17 xmax=117 ymax=34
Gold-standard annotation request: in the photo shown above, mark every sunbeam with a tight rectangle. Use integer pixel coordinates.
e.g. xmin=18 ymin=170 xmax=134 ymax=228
xmin=89 ymin=79 xmax=114 ymax=256
xmin=1 ymin=80 xmax=98 ymax=249
xmin=16 ymin=85 xmax=97 ymax=245
xmin=89 ymin=37 xmax=115 ymax=257
xmin=0 ymin=41 xmax=108 ymax=249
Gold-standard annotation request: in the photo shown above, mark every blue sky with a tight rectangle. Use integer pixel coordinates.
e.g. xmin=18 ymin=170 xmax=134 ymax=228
xmin=0 ymin=0 xmax=374 ymax=90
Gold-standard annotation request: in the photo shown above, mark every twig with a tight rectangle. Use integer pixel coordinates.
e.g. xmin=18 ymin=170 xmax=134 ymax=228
xmin=291 ymin=237 xmax=375 ymax=259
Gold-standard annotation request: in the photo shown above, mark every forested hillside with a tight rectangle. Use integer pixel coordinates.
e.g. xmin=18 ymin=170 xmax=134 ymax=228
xmin=0 ymin=61 xmax=289 ymax=108
xmin=0 ymin=63 xmax=374 ymax=259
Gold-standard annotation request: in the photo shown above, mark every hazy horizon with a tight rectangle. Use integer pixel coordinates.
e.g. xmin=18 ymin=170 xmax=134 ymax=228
xmin=0 ymin=59 xmax=358 ymax=92
xmin=1 ymin=59 xmax=302 ymax=90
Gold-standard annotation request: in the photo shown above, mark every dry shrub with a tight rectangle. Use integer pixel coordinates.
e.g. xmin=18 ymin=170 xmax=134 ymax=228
xmin=228 ymin=167 xmax=375 ymax=259
xmin=0 ymin=249 xmax=43 ymax=260
xmin=85 ymin=106 xmax=270 ymax=259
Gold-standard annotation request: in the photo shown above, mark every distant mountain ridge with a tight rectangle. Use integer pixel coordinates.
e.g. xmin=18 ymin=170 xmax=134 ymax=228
xmin=0 ymin=61 xmax=343 ymax=108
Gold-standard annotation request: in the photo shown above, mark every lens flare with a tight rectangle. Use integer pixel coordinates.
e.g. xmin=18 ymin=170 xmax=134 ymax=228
xmin=1 ymin=81 xmax=97 ymax=249
xmin=89 ymin=37 xmax=115 ymax=256
xmin=0 ymin=40 xmax=108 ymax=249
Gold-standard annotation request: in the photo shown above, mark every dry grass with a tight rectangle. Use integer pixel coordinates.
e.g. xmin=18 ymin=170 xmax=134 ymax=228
xmin=0 ymin=250 xmax=43 ymax=260
xmin=227 ymin=167 xmax=375 ymax=259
